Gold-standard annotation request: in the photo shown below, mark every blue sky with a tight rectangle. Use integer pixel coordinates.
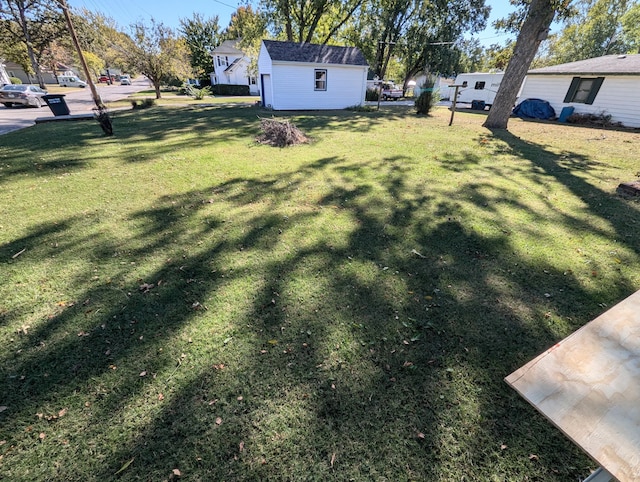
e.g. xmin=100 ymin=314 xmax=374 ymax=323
xmin=68 ymin=0 xmax=519 ymax=48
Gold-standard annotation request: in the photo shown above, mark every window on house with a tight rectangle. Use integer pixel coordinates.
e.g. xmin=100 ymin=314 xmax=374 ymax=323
xmin=8 ymin=71 xmax=15 ymax=77
xmin=314 ymin=69 xmax=327 ymax=91
xmin=216 ymin=56 xmax=229 ymax=67
xmin=563 ymin=77 xmax=605 ymax=104
xmin=474 ymin=81 xmax=485 ymax=90
xmin=248 ymin=76 xmax=256 ymax=85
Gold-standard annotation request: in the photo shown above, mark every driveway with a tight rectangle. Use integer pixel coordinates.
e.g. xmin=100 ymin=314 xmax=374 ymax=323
xmin=0 ymin=77 xmax=150 ymax=135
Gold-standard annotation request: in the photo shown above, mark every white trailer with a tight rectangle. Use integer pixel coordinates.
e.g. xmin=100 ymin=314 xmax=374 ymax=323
xmin=451 ymin=72 xmax=504 ymax=109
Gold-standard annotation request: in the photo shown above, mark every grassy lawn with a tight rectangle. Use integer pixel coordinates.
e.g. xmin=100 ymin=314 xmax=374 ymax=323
xmin=1 ymin=104 xmax=639 ymax=481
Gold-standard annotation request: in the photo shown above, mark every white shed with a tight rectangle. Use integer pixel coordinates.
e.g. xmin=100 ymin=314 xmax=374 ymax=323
xmin=519 ymin=54 xmax=640 ymax=127
xmin=258 ymin=40 xmax=368 ymax=110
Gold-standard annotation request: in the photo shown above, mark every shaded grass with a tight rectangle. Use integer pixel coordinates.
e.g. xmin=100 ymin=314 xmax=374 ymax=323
xmin=0 ymin=104 xmax=639 ymax=481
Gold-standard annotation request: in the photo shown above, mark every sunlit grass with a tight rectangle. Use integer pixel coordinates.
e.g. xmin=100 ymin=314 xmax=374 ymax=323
xmin=0 ymin=104 xmax=639 ymax=481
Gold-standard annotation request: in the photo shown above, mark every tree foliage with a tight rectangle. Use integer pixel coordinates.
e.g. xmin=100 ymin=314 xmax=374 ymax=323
xmin=0 ymin=0 xmax=67 ymax=87
xmin=179 ymin=13 xmax=221 ymax=80
xmin=621 ymin=2 xmax=640 ymax=52
xmin=261 ymin=0 xmax=364 ymax=44
xmin=125 ymin=20 xmax=190 ymax=99
xmin=544 ymin=0 xmax=634 ymax=64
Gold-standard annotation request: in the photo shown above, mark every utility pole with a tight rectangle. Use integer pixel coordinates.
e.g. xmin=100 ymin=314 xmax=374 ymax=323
xmin=57 ymin=0 xmax=113 ymax=134
xmin=376 ymin=40 xmax=395 ymax=110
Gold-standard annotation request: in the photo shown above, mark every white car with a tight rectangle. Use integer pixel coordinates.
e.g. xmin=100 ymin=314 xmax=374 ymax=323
xmin=120 ymin=76 xmax=131 ymax=85
xmin=0 ymin=84 xmax=48 ymax=108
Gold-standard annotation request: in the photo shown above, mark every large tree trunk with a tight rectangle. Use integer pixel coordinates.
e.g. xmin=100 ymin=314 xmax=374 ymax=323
xmin=483 ymin=0 xmax=556 ymax=130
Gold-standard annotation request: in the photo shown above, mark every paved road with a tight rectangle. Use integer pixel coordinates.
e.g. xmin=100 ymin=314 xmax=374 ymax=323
xmin=0 ymin=77 xmax=150 ymax=135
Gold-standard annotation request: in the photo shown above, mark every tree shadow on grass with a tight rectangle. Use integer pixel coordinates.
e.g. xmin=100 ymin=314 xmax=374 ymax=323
xmin=1 ymin=146 xmax=638 ymax=480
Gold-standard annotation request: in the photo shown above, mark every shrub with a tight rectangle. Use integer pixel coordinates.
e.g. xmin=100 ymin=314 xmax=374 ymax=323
xmin=211 ymin=84 xmax=250 ymax=96
xmin=184 ymin=83 xmax=212 ymax=100
xmin=365 ymin=88 xmax=379 ymax=101
xmin=566 ymin=111 xmax=621 ymax=128
xmin=131 ymin=98 xmax=156 ymax=109
xmin=9 ymin=77 xmax=22 ymax=84
xmin=415 ymin=91 xmax=433 ymax=115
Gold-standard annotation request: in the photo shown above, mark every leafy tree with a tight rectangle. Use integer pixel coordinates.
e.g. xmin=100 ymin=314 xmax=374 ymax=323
xmin=621 ymin=2 xmax=640 ymax=53
xmin=224 ymin=4 xmax=267 ymax=44
xmin=179 ymin=13 xmax=221 ymax=80
xmin=484 ymin=0 xmax=562 ymax=129
xmin=0 ymin=0 xmax=67 ymax=87
xmin=261 ymin=0 xmax=364 ymax=44
xmin=125 ymin=20 xmax=190 ymax=99
xmin=545 ymin=0 xmax=633 ymax=64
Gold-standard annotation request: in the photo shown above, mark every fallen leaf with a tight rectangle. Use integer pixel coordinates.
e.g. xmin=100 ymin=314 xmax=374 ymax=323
xmin=417 ymin=432 xmax=425 ymax=439
xmin=267 ymin=339 xmax=278 ymax=345
xmin=213 ymin=364 xmax=225 ymax=370
xmin=500 ymin=444 xmax=507 ymax=450
xmin=139 ymin=371 xmax=147 ymax=377
xmin=402 ymin=361 xmax=414 ymax=367
xmin=215 ymin=417 xmax=222 ymax=425
xmin=239 ymin=441 xmax=245 ymax=452
xmin=172 ymin=468 xmax=181 ymax=476
xmin=529 ymin=454 xmax=539 ymax=461
xmin=158 ymin=393 xmax=164 ymax=401
xmin=330 ymin=452 xmax=336 ymax=467
xmin=0 ymin=406 xmax=7 ymax=413
xmin=39 ymin=432 xmax=46 ymax=440
xmin=114 ymin=458 xmax=134 ymax=475
xmin=139 ymin=283 xmax=154 ymax=293
xmin=222 ymin=337 xmax=232 ymax=345
xmin=58 ymin=408 xmax=67 ymax=418
xmin=237 ymin=396 xmax=243 ymax=401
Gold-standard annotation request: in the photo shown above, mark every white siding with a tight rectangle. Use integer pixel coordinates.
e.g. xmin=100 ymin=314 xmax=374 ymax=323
xmin=270 ymin=63 xmax=367 ymax=110
xmin=257 ymin=43 xmax=272 ymax=76
xmin=520 ymin=75 xmax=640 ymax=128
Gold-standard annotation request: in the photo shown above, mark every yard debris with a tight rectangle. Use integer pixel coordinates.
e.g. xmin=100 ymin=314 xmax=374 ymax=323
xmin=256 ymin=117 xmax=310 ymax=147
xmin=11 ymin=248 xmax=26 ymax=259
xmin=411 ymin=249 xmax=427 ymax=259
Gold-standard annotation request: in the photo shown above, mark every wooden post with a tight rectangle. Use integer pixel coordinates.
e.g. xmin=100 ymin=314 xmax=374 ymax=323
xmin=449 ymin=85 xmax=462 ymax=126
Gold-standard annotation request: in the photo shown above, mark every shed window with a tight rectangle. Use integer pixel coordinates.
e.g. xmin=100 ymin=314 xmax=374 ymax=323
xmin=314 ymin=69 xmax=327 ymax=91
xmin=474 ymin=81 xmax=485 ymax=90
xmin=563 ymin=77 xmax=604 ymax=104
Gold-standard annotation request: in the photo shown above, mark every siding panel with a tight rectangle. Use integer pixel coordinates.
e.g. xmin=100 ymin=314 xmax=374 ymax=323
xmin=271 ymin=63 xmax=366 ymax=110
xmin=520 ymin=75 xmax=640 ymax=127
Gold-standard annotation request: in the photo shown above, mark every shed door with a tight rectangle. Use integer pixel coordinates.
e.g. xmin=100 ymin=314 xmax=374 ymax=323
xmin=261 ymin=74 xmax=273 ymax=108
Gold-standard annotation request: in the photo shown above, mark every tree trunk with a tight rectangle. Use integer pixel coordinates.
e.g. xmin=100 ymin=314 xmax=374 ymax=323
xmin=16 ymin=0 xmax=46 ymax=89
xmin=154 ymin=80 xmax=162 ymax=99
xmin=483 ymin=0 xmax=556 ymax=130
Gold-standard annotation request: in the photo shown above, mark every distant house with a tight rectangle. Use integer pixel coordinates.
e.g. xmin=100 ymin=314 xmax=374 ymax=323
xmin=2 ymin=61 xmax=80 ymax=85
xmin=210 ymin=39 xmax=259 ymax=95
xmin=0 ymin=58 xmax=9 ymax=85
xmin=258 ymin=40 xmax=369 ymax=110
xmin=520 ymin=54 xmax=640 ymax=127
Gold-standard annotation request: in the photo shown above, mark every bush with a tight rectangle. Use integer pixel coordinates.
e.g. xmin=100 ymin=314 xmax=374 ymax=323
xmin=365 ymin=88 xmax=379 ymax=101
xmin=415 ymin=91 xmax=434 ymax=115
xmin=184 ymin=83 xmax=212 ymax=100
xmin=9 ymin=77 xmax=22 ymax=84
xmin=131 ymin=98 xmax=156 ymax=109
xmin=211 ymin=84 xmax=250 ymax=96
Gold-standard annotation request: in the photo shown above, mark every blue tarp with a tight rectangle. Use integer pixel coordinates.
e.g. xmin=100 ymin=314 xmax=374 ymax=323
xmin=512 ymin=98 xmax=556 ymax=120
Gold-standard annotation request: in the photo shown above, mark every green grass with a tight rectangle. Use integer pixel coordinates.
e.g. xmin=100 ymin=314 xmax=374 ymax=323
xmin=1 ymin=104 xmax=639 ymax=481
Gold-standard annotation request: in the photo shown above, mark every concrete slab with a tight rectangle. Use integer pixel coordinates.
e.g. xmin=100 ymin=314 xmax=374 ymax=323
xmin=35 ymin=113 xmax=95 ymax=124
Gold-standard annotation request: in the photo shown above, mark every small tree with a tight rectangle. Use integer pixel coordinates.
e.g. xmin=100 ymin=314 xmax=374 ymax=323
xmin=125 ymin=20 xmax=190 ymax=99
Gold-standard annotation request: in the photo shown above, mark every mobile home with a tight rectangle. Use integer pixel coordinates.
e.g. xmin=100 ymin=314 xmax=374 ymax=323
xmin=451 ymin=72 xmax=504 ymax=108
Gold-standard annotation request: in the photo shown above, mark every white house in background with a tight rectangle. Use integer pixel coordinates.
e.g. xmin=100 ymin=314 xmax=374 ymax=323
xmin=520 ymin=54 xmax=640 ymax=127
xmin=258 ymin=39 xmax=369 ymax=110
xmin=0 ymin=58 xmax=10 ymax=85
xmin=210 ymin=39 xmax=259 ymax=95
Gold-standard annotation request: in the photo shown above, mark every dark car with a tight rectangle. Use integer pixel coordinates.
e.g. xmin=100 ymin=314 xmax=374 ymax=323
xmin=0 ymin=84 xmax=48 ymax=108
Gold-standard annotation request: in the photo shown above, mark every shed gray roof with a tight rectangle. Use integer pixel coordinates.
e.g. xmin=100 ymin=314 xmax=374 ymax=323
xmin=528 ymin=54 xmax=640 ymax=75
xmin=262 ymin=40 xmax=368 ymax=66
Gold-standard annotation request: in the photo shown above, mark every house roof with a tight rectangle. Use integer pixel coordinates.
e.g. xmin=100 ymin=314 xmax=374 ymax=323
xmin=262 ymin=40 xmax=368 ymax=66
xmin=528 ymin=54 xmax=640 ymax=75
xmin=212 ymin=39 xmax=244 ymax=55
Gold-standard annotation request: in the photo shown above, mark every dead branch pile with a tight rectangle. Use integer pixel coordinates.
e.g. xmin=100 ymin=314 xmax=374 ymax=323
xmin=256 ymin=117 xmax=310 ymax=147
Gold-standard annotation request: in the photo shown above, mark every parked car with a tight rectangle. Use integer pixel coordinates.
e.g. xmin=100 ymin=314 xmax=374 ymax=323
xmin=98 ymin=75 xmax=110 ymax=83
xmin=120 ymin=75 xmax=131 ymax=85
xmin=58 ymin=75 xmax=87 ymax=88
xmin=381 ymin=82 xmax=403 ymax=101
xmin=0 ymin=84 xmax=48 ymax=108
